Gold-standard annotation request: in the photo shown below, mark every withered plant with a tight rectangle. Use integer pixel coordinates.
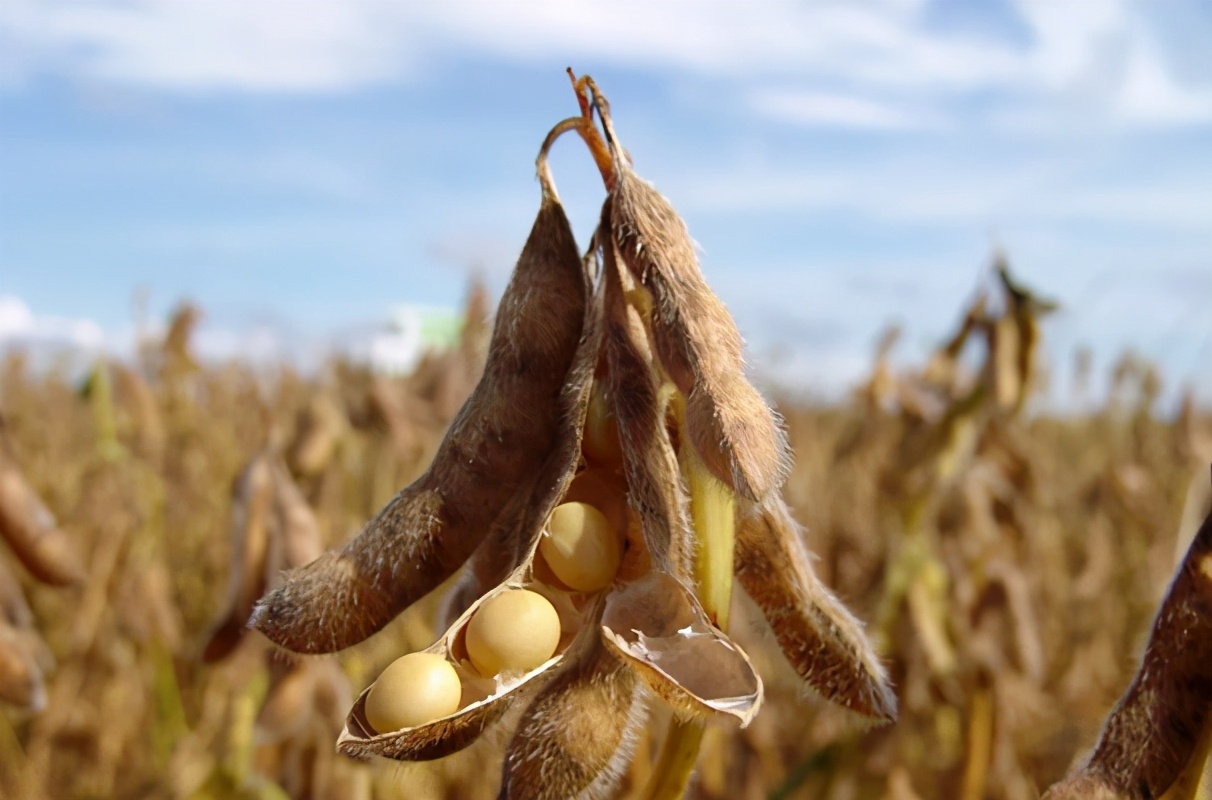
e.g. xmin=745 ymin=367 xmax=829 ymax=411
xmin=0 ymin=415 xmax=82 ymax=713
xmin=202 ymin=447 xmax=360 ymax=800
xmin=251 ymin=74 xmax=895 ymax=798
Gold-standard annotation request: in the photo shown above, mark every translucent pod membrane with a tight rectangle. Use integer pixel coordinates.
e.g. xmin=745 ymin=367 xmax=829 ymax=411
xmin=600 ymin=572 xmax=763 ymax=727
xmin=340 ymin=573 xmax=586 ymax=762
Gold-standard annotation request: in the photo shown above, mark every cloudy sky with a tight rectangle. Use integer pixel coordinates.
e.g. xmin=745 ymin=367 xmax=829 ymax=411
xmin=1 ymin=0 xmax=1210 ymax=403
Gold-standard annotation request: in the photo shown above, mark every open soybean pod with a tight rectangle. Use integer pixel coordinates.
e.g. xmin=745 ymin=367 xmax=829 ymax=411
xmin=252 ymin=169 xmax=594 ymax=655
xmin=735 ymin=497 xmax=898 ymax=722
xmin=594 ymin=101 xmax=790 ymax=504
xmin=600 ymin=571 xmax=762 ymax=726
xmin=339 ymin=539 xmax=593 ymax=761
xmin=341 ymin=266 xmax=606 ymax=760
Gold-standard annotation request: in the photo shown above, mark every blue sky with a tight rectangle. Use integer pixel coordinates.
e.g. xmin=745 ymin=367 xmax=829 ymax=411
xmin=1 ymin=0 xmax=1210 ymax=403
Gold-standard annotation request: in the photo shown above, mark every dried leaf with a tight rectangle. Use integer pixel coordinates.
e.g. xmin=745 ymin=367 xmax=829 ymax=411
xmin=735 ymin=498 xmax=897 ymax=722
xmin=252 ymin=193 xmax=590 ymax=654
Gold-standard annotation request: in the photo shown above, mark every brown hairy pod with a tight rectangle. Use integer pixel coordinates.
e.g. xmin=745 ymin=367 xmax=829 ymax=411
xmin=600 ymin=226 xmax=693 ymax=579
xmin=245 ymin=78 xmax=895 ymax=796
xmin=340 ymin=272 xmax=605 ymax=759
xmin=252 ymin=187 xmax=591 ymax=655
xmin=735 ymin=497 xmax=897 ymax=721
xmin=1043 ymin=507 xmax=1212 ymax=800
xmin=499 ymin=628 xmax=646 ymax=800
xmin=596 ymin=106 xmax=790 ymax=503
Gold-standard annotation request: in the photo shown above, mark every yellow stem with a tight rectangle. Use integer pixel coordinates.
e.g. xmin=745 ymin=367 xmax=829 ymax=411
xmin=686 ymin=447 xmax=736 ymax=630
xmin=642 ymin=406 xmax=736 ymax=800
xmin=1159 ymin=710 xmax=1212 ymax=800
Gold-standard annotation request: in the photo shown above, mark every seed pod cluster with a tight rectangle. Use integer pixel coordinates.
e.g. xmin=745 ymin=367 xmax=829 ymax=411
xmin=252 ymin=74 xmax=894 ymax=799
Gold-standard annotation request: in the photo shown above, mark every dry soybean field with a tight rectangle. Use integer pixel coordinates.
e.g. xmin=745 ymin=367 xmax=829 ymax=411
xmin=1 ymin=270 xmax=1210 ymax=799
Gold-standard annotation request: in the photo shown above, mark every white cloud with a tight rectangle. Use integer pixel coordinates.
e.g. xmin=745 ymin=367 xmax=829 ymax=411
xmin=1118 ymin=44 xmax=1212 ymax=125
xmin=667 ymin=150 xmax=1212 ymax=234
xmin=0 ymin=295 xmax=106 ymax=351
xmin=3 ymin=0 xmax=1210 ymax=131
xmin=749 ymin=88 xmax=936 ymax=130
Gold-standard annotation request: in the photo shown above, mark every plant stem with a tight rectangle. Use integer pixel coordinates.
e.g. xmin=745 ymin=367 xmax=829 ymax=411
xmin=642 ymin=434 xmax=736 ymax=800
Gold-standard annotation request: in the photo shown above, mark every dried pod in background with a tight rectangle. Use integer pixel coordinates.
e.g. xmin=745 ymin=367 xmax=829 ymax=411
xmin=0 ymin=422 xmax=83 ymax=586
xmin=0 ymin=618 xmax=48 ymax=711
xmin=287 ymin=392 xmax=346 ymax=479
xmin=204 ymin=450 xmax=325 ymax=662
xmin=203 ymin=452 xmax=276 ymax=662
xmin=0 ymin=559 xmax=53 ymax=712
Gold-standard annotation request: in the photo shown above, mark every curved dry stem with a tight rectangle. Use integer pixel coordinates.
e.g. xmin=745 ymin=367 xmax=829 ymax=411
xmin=567 ymin=70 xmax=615 ymax=188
